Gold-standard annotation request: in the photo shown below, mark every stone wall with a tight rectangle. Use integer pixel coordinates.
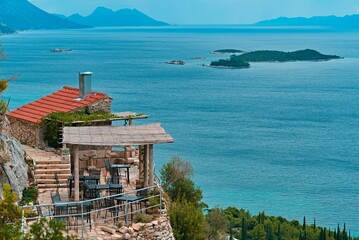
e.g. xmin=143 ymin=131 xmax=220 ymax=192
xmin=85 ymin=97 xmax=112 ymax=113
xmin=93 ymin=215 xmax=175 ymax=240
xmin=8 ymin=118 xmax=42 ymax=148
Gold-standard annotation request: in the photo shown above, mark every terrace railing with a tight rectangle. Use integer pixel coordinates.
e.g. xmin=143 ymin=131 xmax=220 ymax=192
xmin=21 ymin=183 xmax=163 ymax=240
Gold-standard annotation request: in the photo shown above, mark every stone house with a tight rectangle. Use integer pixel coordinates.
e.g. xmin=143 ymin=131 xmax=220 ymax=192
xmin=6 ymin=72 xmax=112 ymax=149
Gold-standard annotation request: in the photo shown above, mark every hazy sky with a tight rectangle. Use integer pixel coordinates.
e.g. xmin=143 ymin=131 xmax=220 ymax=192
xmin=29 ymin=0 xmax=359 ymax=24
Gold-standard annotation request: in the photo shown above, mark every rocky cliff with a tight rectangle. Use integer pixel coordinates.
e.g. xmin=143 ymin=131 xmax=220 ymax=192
xmin=0 ymin=117 xmax=27 ymax=197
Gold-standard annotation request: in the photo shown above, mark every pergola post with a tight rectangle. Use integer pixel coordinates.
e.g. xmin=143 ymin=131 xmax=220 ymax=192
xmin=148 ymin=144 xmax=154 ymax=186
xmin=138 ymin=145 xmax=143 ymax=180
xmin=73 ymin=144 xmax=80 ymax=201
xmin=143 ymin=145 xmax=149 ymax=187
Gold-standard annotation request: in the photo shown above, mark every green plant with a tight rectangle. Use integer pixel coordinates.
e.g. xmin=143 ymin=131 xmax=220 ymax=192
xmin=0 ymin=183 xmax=22 ymax=240
xmin=169 ymin=198 xmax=206 ymax=240
xmin=20 ymin=185 xmax=39 ymax=205
xmin=133 ymin=213 xmax=153 ymax=223
xmin=42 ymin=110 xmax=130 ymax=147
xmin=24 ymin=218 xmax=79 ymax=240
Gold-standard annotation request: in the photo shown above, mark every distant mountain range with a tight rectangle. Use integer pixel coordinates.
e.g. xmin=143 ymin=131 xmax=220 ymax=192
xmin=256 ymin=14 xmax=359 ymax=28
xmin=0 ymin=0 xmax=169 ymax=34
xmin=64 ymin=7 xmax=169 ymax=27
xmin=0 ymin=0 xmax=88 ymax=33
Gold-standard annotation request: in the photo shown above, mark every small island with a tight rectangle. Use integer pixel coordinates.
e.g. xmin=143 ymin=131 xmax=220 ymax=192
xmin=210 ymin=58 xmax=250 ymax=69
xmin=211 ymin=49 xmax=243 ymax=54
xmin=49 ymin=48 xmax=72 ymax=53
xmin=166 ymin=60 xmax=185 ymax=65
xmin=210 ymin=49 xmax=341 ymax=68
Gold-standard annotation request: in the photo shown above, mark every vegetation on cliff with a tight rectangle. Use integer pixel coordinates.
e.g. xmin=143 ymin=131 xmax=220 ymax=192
xmin=161 ymin=156 xmax=358 ymax=240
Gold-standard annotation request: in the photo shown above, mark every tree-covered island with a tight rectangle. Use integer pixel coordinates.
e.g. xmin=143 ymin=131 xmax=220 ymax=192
xmin=211 ymin=49 xmax=243 ymax=54
xmin=210 ymin=49 xmax=342 ymax=68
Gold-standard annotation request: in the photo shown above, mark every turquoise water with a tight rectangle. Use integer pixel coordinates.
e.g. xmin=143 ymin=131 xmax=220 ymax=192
xmin=1 ymin=26 xmax=359 ymax=233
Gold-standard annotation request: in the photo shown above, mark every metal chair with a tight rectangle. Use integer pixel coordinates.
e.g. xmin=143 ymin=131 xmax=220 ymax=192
xmin=74 ymin=203 xmax=92 ymax=231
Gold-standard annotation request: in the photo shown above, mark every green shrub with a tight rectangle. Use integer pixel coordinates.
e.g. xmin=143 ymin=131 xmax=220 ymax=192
xmin=20 ymin=185 xmax=38 ymax=206
xmin=133 ymin=213 xmax=153 ymax=223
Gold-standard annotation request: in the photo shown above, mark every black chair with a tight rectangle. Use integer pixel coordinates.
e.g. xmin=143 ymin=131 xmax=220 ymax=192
xmin=104 ymin=198 xmax=119 ymax=222
xmin=54 ymin=203 xmax=70 ymax=230
xmin=74 ymin=203 xmax=92 ymax=231
xmin=88 ymin=168 xmax=101 ymax=177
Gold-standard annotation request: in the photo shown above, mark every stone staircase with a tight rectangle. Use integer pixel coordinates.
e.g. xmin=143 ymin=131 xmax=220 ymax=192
xmin=23 ymin=145 xmax=71 ymax=189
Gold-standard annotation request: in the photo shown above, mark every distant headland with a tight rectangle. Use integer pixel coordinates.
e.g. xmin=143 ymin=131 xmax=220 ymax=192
xmin=210 ymin=49 xmax=342 ymax=69
xmin=255 ymin=14 xmax=359 ymax=29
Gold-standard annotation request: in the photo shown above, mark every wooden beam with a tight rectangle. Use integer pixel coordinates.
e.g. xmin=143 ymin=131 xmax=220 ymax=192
xmin=73 ymin=145 xmax=80 ymax=201
xmin=148 ymin=144 xmax=154 ymax=186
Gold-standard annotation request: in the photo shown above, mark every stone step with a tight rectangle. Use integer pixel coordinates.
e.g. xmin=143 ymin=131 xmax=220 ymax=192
xmin=37 ymin=183 xmax=69 ymax=189
xmin=35 ymin=168 xmax=71 ymax=174
xmin=36 ymin=178 xmax=68 ymax=184
xmin=35 ymin=173 xmax=70 ymax=179
xmin=36 ymin=164 xmax=71 ymax=170
xmin=34 ymin=159 xmax=70 ymax=165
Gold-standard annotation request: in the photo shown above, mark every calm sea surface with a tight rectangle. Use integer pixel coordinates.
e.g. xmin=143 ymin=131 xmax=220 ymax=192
xmin=1 ymin=26 xmax=359 ymax=233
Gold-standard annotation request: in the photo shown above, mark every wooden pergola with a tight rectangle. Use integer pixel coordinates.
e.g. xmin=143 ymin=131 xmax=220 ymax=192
xmin=62 ymin=123 xmax=174 ymax=201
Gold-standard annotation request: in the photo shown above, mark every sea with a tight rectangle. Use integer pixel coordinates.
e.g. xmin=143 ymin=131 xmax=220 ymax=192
xmin=1 ymin=26 xmax=359 ymax=234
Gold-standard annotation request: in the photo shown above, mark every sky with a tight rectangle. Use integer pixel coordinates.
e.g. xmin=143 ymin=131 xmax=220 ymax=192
xmin=29 ymin=0 xmax=359 ymax=24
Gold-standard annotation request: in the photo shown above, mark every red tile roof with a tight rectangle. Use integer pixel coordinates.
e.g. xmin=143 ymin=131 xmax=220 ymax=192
xmin=7 ymin=86 xmax=109 ymax=124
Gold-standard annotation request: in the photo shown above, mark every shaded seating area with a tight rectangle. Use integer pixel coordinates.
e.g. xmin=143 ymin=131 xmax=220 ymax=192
xmin=62 ymin=123 xmax=174 ymax=201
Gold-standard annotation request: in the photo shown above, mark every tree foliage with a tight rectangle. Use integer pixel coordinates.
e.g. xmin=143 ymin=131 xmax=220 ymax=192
xmin=0 ymin=184 xmax=22 ymax=240
xmin=169 ymin=198 xmax=206 ymax=240
xmin=161 ymin=156 xmax=206 ymax=239
xmin=205 ymin=207 xmax=229 ymax=240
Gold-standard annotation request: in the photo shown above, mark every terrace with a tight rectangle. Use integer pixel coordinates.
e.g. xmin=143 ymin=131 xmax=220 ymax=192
xmin=21 ymin=123 xmax=174 ymax=239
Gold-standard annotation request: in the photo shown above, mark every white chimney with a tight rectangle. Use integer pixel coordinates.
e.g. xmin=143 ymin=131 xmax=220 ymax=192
xmin=79 ymin=72 xmax=92 ymax=99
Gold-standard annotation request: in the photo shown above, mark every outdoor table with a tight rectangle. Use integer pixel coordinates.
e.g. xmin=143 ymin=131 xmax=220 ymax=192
xmin=110 ymin=164 xmax=130 ymax=183
xmin=68 ymin=175 xmax=100 ymax=197
xmin=115 ymin=195 xmax=144 ymax=222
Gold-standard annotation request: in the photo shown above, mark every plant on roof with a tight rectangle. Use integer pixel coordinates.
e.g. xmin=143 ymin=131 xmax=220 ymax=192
xmin=42 ymin=110 xmax=117 ymax=147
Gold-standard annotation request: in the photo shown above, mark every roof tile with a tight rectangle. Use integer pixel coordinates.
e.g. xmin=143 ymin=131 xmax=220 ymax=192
xmin=7 ymin=86 xmax=109 ymax=124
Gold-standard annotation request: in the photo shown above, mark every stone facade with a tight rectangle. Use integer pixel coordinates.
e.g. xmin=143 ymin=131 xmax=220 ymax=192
xmin=8 ymin=97 xmax=112 ymax=149
xmin=8 ymin=118 xmax=42 ymax=148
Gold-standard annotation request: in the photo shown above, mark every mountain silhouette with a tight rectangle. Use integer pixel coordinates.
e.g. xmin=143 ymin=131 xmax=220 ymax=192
xmin=256 ymin=14 xmax=359 ymax=28
xmin=0 ymin=0 xmax=88 ymax=30
xmin=67 ymin=7 xmax=169 ymax=26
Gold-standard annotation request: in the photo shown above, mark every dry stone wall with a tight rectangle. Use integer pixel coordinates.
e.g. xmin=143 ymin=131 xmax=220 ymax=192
xmin=88 ymin=215 xmax=175 ymax=240
xmin=8 ymin=118 xmax=41 ymax=148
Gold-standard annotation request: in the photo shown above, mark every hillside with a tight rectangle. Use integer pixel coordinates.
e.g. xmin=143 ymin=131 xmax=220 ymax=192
xmin=0 ymin=0 xmax=88 ymax=30
xmin=67 ymin=7 xmax=169 ymax=27
xmin=256 ymin=14 xmax=359 ymax=28
xmin=0 ymin=23 xmax=15 ymax=34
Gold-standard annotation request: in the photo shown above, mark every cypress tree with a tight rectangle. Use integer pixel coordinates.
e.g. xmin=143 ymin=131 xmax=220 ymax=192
xmin=303 ymin=216 xmax=306 ymax=231
xmin=277 ymin=224 xmax=281 ymax=240
xmin=299 ymin=231 xmax=302 ymax=240
xmin=324 ymin=228 xmax=327 ymax=240
xmin=241 ymin=217 xmax=247 ymax=240
xmin=337 ymin=224 xmax=341 ymax=240
xmin=343 ymin=223 xmax=347 ymax=240
xmin=319 ymin=228 xmax=324 ymax=240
